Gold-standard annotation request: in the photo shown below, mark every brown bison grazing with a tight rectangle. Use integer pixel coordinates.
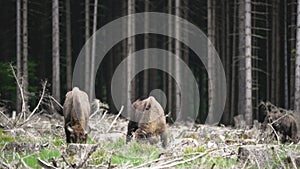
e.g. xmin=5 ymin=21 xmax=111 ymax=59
xmin=63 ymin=87 xmax=90 ymax=143
xmin=126 ymin=96 xmax=168 ymax=148
xmin=263 ymin=112 xmax=298 ymax=143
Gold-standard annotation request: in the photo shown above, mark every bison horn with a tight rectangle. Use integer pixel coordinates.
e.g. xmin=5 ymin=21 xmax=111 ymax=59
xmin=67 ymin=126 xmax=74 ymax=133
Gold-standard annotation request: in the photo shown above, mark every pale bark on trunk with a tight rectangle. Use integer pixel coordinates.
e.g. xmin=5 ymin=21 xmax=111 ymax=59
xmin=238 ymin=0 xmax=245 ymax=118
xmin=175 ymin=0 xmax=181 ymax=119
xmin=89 ymin=0 xmax=98 ymax=99
xmin=207 ymin=0 xmax=216 ymax=124
xmin=168 ymin=0 xmax=173 ymax=115
xmin=183 ymin=0 xmax=190 ymax=114
xmin=244 ymin=0 xmax=252 ymax=126
xmin=66 ymin=0 xmax=72 ymax=91
xmin=23 ymin=0 xmax=29 ymax=110
xmin=85 ymin=0 xmax=90 ymax=92
xmin=294 ymin=0 xmax=300 ymax=113
xmin=52 ymin=0 xmax=60 ymax=102
xmin=16 ymin=0 xmax=22 ymax=113
xmin=127 ymin=0 xmax=135 ymax=103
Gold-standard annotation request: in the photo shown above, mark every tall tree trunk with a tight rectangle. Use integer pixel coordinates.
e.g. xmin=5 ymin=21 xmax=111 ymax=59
xmin=266 ymin=0 xmax=270 ymax=101
xmin=143 ymin=0 xmax=149 ymax=95
xmin=294 ymin=0 xmax=300 ymax=113
xmin=275 ymin=1 xmax=281 ymax=106
xmin=16 ymin=0 xmax=22 ymax=113
xmin=290 ymin=1 xmax=296 ymax=108
xmin=284 ymin=0 xmax=289 ymax=108
xmin=207 ymin=0 xmax=216 ymax=124
xmin=168 ymin=0 xmax=173 ymax=117
xmin=66 ymin=0 xmax=72 ymax=91
xmin=89 ymin=0 xmax=98 ymax=99
xmin=238 ymin=0 xmax=245 ymax=118
xmin=127 ymin=0 xmax=135 ymax=103
xmin=244 ymin=0 xmax=252 ymax=126
xmin=175 ymin=0 xmax=181 ymax=119
xmin=23 ymin=0 xmax=28 ymax=110
xmin=122 ymin=0 xmax=127 ymax=109
xmin=271 ymin=0 xmax=276 ymax=104
xmin=52 ymin=0 xmax=60 ymax=102
xmin=231 ymin=0 xmax=237 ymax=120
xmin=224 ymin=1 xmax=231 ymax=124
xmin=85 ymin=0 xmax=90 ymax=92
xmin=183 ymin=0 xmax=190 ymax=114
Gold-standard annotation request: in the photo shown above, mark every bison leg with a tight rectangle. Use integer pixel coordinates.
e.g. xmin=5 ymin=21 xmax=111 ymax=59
xmin=160 ymin=131 xmax=168 ymax=148
xmin=65 ymin=126 xmax=71 ymax=143
xmin=290 ymin=122 xmax=299 ymax=143
xmin=126 ymin=121 xmax=138 ymax=143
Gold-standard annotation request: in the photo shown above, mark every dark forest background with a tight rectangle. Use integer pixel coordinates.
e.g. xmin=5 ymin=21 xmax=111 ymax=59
xmin=0 ymin=0 xmax=300 ymax=126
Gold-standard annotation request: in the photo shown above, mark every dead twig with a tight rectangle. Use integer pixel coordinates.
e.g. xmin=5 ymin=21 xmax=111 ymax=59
xmin=0 ymin=111 xmax=13 ymax=126
xmin=106 ymin=106 xmax=124 ymax=133
xmin=267 ymin=124 xmax=280 ymax=145
xmin=9 ymin=64 xmax=26 ymax=118
xmin=150 ymin=149 xmax=214 ymax=169
xmin=18 ymin=81 xmax=47 ymax=126
xmin=134 ymin=149 xmax=217 ymax=169
xmin=49 ymin=96 xmax=63 ymax=109
xmin=273 ymin=147 xmax=287 ymax=169
xmin=100 ymin=110 xmax=108 ymax=121
xmin=37 ymin=157 xmax=59 ymax=169
xmin=76 ymin=144 xmax=98 ymax=168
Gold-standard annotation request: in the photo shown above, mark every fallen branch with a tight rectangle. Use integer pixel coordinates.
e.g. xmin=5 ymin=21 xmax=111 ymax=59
xmin=37 ymin=157 xmax=58 ymax=169
xmin=0 ymin=111 xmax=13 ymax=126
xmin=151 ymin=149 xmax=214 ymax=169
xmin=49 ymin=96 xmax=63 ymax=109
xmin=106 ymin=106 xmax=124 ymax=133
xmin=267 ymin=124 xmax=280 ymax=145
xmin=134 ymin=149 xmax=217 ymax=169
xmin=100 ymin=110 xmax=108 ymax=121
xmin=76 ymin=144 xmax=98 ymax=168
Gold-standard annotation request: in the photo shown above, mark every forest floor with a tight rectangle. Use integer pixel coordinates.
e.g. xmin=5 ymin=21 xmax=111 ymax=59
xmin=0 ymin=111 xmax=300 ymax=169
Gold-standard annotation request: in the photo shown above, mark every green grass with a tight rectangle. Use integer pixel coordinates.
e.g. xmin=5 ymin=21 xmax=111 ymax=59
xmin=22 ymin=149 xmax=60 ymax=168
xmin=103 ymin=139 xmax=161 ymax=167
xmin=1 ymin=149 xmax=60 ymax=168
xmin=0 ymin=128 xmax=15 ymax=148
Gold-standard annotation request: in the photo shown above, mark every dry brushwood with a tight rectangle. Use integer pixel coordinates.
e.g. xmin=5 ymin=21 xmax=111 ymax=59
xmin=0 ymin=64 xmax=48 ymax=129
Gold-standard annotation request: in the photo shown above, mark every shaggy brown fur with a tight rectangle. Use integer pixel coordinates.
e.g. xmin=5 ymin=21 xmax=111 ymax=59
xmin=63 ymin=87 xmax=90 ymax=143
xmin=263 ymin=112 xmax=298 ymax=143
xmin=126 ymin=96 xmax=168 ymax=148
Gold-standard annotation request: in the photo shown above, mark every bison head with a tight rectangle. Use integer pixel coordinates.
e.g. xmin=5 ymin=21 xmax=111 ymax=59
xmin=67 ymin=124 xmax=90 ymax=143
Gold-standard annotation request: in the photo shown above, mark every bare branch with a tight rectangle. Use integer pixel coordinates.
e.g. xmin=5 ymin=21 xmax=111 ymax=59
xmin=37 ymin=157 xmax=58 ymax=169
xmin=18 ymin=81 xmax=47 ymax=126
xmin=9 ymin=64 xmax=26 ymax=115
xmin=49 ymin=96 xmax=63 ymax=109
xmin=106 ymin=106 xmax=124 ymax=133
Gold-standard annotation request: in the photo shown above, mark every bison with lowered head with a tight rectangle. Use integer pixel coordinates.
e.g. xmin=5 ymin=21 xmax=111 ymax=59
xmin=63 ymin=87 xmax=90 ymax=143
xmin=126 ymin=96 xmax=168 ymax=148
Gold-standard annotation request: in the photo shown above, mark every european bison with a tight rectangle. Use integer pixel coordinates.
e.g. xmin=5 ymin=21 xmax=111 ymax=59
xmin=63 ymin=87 xmax=90 ymax=143
xmin=126 ymin=96 xmax=168 ymax=148
xmin=263 ymin=111 xmax=298 ymax=143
